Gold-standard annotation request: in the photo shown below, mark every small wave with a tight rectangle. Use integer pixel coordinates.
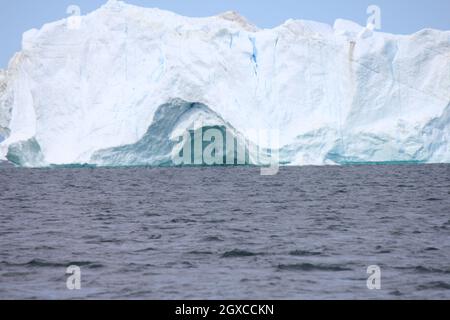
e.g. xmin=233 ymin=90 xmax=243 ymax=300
xmin=417 ymin=281 xmax=450 ymax=290
xmin=376 ymin=250 xmax=392 ymax=254
xmin=34 ymin=245 xmax=57 ymax=251
xmin=227 ymin=228 xmax=251 ymax=233
xmin=277 ymin=263 xmax=352 ymax=272
xmin=221 ymin=250 xmax=260 ymax=258
xmin=389 ymin=290 xmax=403 ymax=296
xmin=426 ymin=198 xmax=442 ymax=201
xmin=395 ymin=266 xmax=450 ymax=274
xmin=414 ymin=266 xmax=450 ymax=274
xmin=170 ymin=218 xmax=197 ymax=223
xmin=144 ymin=212 xmax=161 ymax=217
xmin=134 ymin=247 xmax=157 ymax=253
xmin=188 ymin=251 xmax=214 ymax=255
xmin=98 ymin=238 xmax=124 ymax=244
xmin=332 ymin=189 xmax=347 ymax=195
xmin=375 ymin=246 xmax=392 ymax=254
xmin=206 ymin=219 xmax=229 ymax=224
xmin=289 ymin=250 xmax=323 ymax=257
xmin=1 ymin=259 xmax=103 ymax=269
xmin=202 ymin=236 xmax=224 ymax=242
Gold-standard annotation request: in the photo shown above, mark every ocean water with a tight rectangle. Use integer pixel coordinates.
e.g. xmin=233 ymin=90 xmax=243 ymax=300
xmin=0 ymin=164 xmax=449 ymax=300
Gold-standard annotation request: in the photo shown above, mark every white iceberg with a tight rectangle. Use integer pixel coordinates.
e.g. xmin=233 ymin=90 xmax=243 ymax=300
xmin=0 ymin=0 xmax=449 ymax=167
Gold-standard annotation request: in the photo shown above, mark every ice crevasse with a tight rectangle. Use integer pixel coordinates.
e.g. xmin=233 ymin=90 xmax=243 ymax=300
xmin=0 ymin=0 xmax=449 ymax=167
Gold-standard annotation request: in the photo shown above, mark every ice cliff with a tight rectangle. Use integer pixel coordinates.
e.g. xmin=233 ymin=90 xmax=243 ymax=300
xmin=0 ymin=0 xmax=449 ymax=167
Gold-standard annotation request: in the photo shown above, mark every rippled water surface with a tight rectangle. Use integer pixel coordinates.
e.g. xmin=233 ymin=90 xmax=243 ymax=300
xmin=0 ymin=164 xmax=449 ymax=299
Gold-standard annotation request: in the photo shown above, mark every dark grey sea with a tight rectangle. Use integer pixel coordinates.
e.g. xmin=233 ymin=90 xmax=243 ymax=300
xmin=0 ymin=164 xmax=449 ymax=299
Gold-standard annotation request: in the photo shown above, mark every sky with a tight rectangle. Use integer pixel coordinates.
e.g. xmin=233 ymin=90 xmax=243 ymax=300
xmin=0 ymin=0 xmax=449 ymax=68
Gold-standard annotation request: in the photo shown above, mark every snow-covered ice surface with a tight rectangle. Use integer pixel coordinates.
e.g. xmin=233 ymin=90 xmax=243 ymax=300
xmin=0 ymin=0 xmax=449 ymax=167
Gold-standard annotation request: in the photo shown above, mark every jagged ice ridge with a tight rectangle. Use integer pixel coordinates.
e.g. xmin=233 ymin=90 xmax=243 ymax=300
xmin=0 ymin=0 xmax=449 ymax=167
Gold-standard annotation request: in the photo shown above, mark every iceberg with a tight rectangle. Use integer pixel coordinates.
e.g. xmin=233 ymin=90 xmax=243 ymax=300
xmin=0 ymin=0 xmax=449 ymax=167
